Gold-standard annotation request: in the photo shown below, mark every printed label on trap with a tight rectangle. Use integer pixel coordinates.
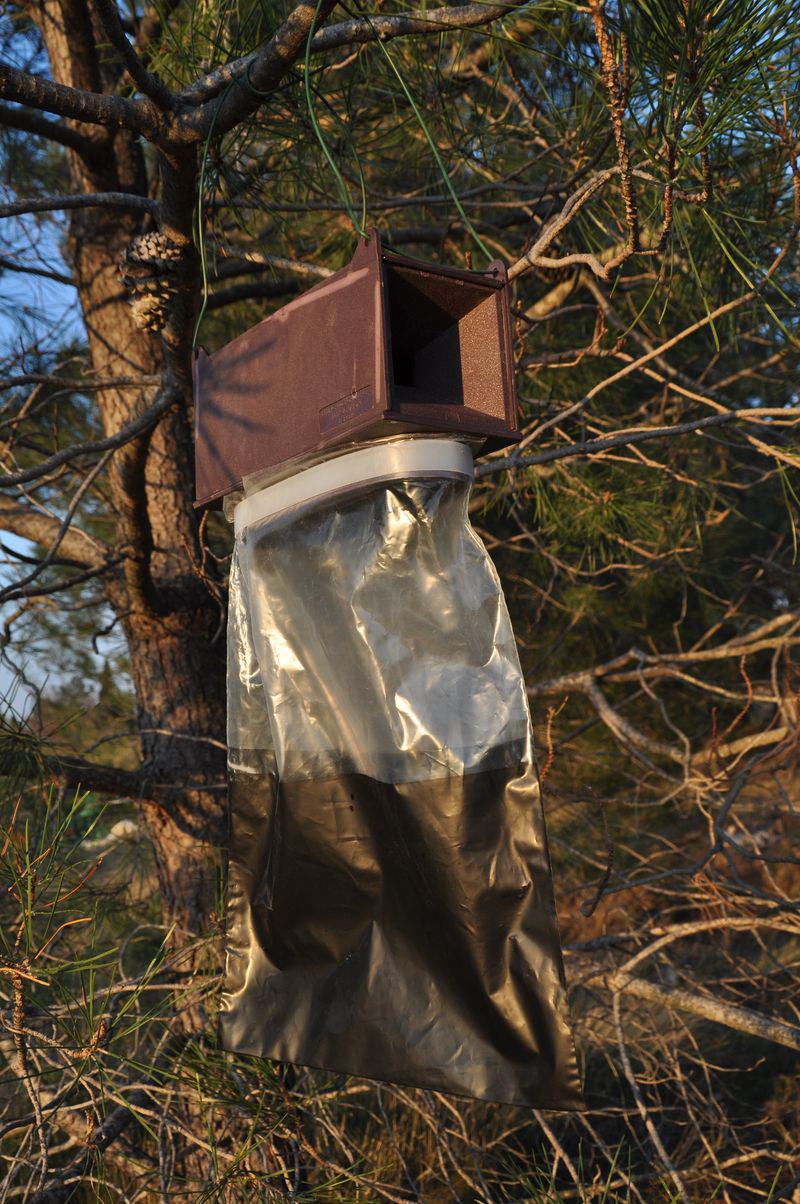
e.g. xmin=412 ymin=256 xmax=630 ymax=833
xmin=319 ymin=387 xmax=374 ymax=432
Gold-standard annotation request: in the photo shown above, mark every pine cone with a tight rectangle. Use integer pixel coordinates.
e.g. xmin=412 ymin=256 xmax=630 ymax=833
xmin=122 ymin=231 xmax=182 ymax=272
xmin=120 ymin=231 xmax=184 ymax=331
xmin=130 ymin=291 xmax=174 ymax=333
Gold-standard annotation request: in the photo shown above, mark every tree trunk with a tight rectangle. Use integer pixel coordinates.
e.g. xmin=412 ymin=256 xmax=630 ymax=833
xmin=35 ymin=0 xmax=226 ymax=952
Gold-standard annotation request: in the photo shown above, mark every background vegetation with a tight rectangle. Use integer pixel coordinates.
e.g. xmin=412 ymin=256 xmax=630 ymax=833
xmin=1 ymin=0 xmax=799 ymax=1198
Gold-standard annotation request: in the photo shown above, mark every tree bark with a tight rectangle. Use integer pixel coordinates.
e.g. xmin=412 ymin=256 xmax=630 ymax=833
xmin=33 ymin=0 xmax=226 ymax=951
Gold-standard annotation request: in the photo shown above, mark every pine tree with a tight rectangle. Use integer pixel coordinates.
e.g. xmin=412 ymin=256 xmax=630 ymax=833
xmin=1 ymin=0 xmax=799 ymax=1196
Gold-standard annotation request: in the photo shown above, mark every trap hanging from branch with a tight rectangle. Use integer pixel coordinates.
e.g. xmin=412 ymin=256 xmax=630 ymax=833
xmin=196 ymin=235 xmax=582 ymax=1108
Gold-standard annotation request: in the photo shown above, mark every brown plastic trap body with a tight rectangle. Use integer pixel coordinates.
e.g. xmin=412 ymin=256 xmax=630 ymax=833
xmin=193 ymin=232 xmax=520 ymax=506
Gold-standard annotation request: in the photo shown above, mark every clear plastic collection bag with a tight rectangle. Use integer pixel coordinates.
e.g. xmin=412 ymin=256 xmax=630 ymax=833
xmin=222 ymin=439 xmax=581 ymax=1108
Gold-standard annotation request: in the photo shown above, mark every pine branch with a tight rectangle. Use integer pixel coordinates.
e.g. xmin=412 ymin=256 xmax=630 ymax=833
xmin=312 ymin=1 xmax=519 ymax=53
xmin=0 ymin=102 xmax=99 ymax=157
xmin=93 ymin=0 xmax=174 ymax=107
xmin=0 ymin=383 xmax=179 ymax=488
xmin=0 ymin=62 xmax=159 ymax=139
xmin=192 ymin=0 xmax=341 ymax=136
xmin=0 ymin=559 xmax=122 ymax=601
xmin=527 ymin=615 xmax=799 ymax=698
xmin=27 ymin=1090 xmax=150 ymax=1204
xmin=46 ymin=758 xmax=227 ymax=820
xmin=180 ymin=1 xmax=520 ymax=105
xmin=0 ymin=255 xmax=73 ymax=286
xmin=475 ymin=410 xmax=739 ymax=476
xmin=205 ymin=278 xmax=300 ymax=310
xmin=0 ymin=498 xmax=108 ymax=569
xmin=212 ymin=250 xmax=332 ymax=281
xmin=0 ymin=193 xmax=156 ymax=220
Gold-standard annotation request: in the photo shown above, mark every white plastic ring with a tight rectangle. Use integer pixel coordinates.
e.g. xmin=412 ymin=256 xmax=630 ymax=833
xmin=234 ymin=438 xmax=474 ymax=536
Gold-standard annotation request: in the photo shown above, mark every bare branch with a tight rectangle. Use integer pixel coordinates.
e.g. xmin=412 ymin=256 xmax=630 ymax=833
xmin=0 ymin=192 xmax=156 ymax=221
xmin=696 ymin=724 xmax=791 ymax=763
xmin=205 ymin=278 xmax=300 ymax=311
xmin=0 ymin=558 xmax=122 ymax=600
xmin=0 ymin=497 xmax=108 ymax=569
xmin=181 ymin=1 xmax=519 ymax=106
xmin=0 ymin=373 xmax=158 ymax=393
xmin=475 ymin=409 xmax=739 ymax=476
xmin=47 ymin=757 xmax=226 ymax=812
xmin=310 ymin=2 xmax=518 ymax=56
xmin=582 ymin=676 xmax=682 ymax=764
xmin=0 ymin=254 xmax=73 ymax=286
xmin=193 ymin=0 xmax=341 ymax=137
xmin=0 ymin=381 xmax=179 ymax=488
xmin=0 ymin=447 xmax=117 ymax=605
xmin=613 ymin=994 xmax=691 ymax=1204
xmin=28 ymin=1090 xmax=149 ymax=1204
xmin=0 ymin=102 xmax=98 ymax=157
xmin=213 ymin=248 xmax=333 ymax=281
xmin=527 ymin=614 xmax=800 ymax=699
xmin=508 ymin=167 xmax=662 ymax=281
xmin=0 ymin=62 xmax=159 ymax=139
xmin=93 ymin=0 xmax=173 ymax=107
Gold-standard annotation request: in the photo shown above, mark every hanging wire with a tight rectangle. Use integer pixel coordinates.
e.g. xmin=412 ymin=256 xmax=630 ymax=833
xmin=195 ymin=0 xmax=497 ymax=347
xmin=193 ymin=66 xmax=284 ymax=348
xmin=347 ymin=0 xmax=494 ymax=263
xmin=303 ymin=0 xmax=369 ymax=239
